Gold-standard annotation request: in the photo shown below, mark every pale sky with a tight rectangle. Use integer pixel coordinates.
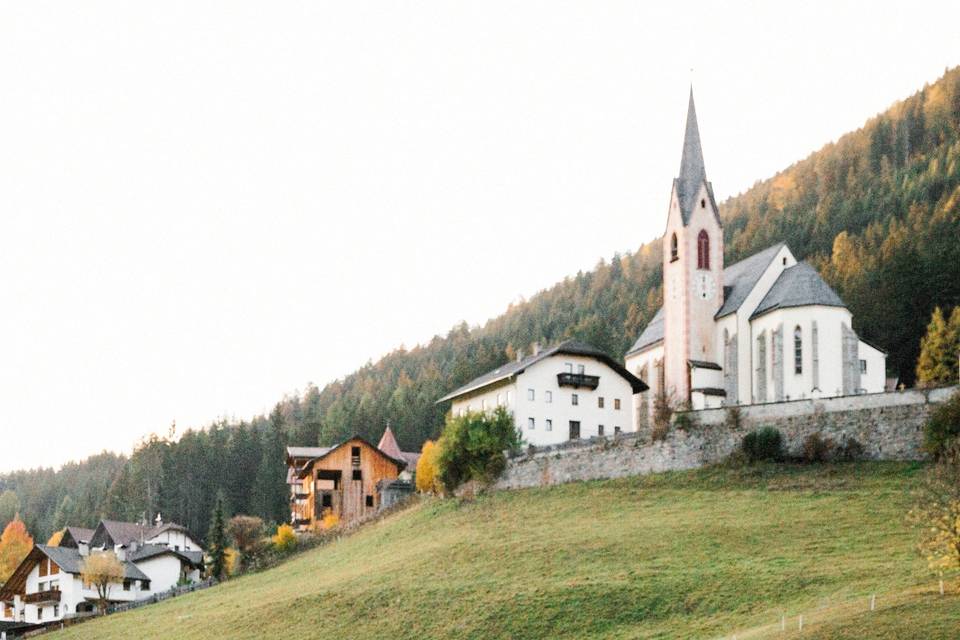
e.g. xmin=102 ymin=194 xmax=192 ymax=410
xmin=1 ymin=1 xmax=958 ymax=471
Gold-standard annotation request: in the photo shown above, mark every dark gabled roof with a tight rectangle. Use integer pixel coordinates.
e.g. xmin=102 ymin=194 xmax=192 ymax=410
xmin=675 ymin=88 xmax=720 ymax=226
xmin=750 ymin=262 xmax=846 ymax=320
xmin=715 ymin=242 xmax=787 ymax=318
xmin=438 ymin=340 xmax=647 ymax=403
xmin=90 ymin=519 xmax=196 ymax=549
xmin=129 ymin=544 xmax=204 ymax=569
xmin=626 ymin=307 xmax=664 ymax=356
xmin=298 ymin=436 xmax=407 ymax=479
xmin=60 ymin=526 xmax=96 ymax=548
xmin=149 ymin=522 xmax=189 ymax=537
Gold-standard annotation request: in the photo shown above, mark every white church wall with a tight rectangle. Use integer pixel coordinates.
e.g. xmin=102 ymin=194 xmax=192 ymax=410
xmin=625 ymin=343 xmax=663 ymax=431
xmin=729 ymin=245 xmax=796 ymax=403
xmin=662 ymin=190 xmax=688 ymax=401
xmin=751 ymin=306 xmax=854 ymax=402
xmin=858 ymin=340 xmax=886 ymax=393
xmin=685 ymin=185 xmax=724 ymax=365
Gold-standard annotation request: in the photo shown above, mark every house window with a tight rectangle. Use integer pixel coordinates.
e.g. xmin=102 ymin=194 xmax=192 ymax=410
xmin=598 ymin=425 xmax=605 ymax=436
xmin=528 ymin=417 xmax=535 ymax=430
xmin=569 ymin=421 xmax=580 ymax=439
xmin=37 ymin=607 xmax=43 ymax=621
xmin=527 ymin=389 xmax=535 ymax=401
xmin=365 ymin=495 xmax=374 ymax=507
xmin=321 ymin=494 xmax=332 ymax=508
xmin=782 ymin=256 xmax=787 ymax=266
xmin=496 ymin=393 xmax=502 ymax=406
xmin=53 ymin=605 xmax=59 ymax=618
xmin=565 ymin=362 xmax=573 ymax=373
xmin=142 ymin=580 xmax=151 ymax=591
xmin=577 ymin=364 xmax=585 ymax=375
xmin=38 ymin=581 xmax=46 ymax=592
xmin=670 ymin=233 xmax=678 ymax=262
xmin=123 ymin=580 xmax=132 ymax=591
xmin=352 ymin=469 xmax=362 ymax=481
xmin=49 ymin=580 xmax=58 ymax=591
xmin=614 ymin=398 xmax=621 ymax=410
xmin=860 ymin=359 xmax=867 ymax=374
xmin=545 ymin=391 xmax=552 ymax=403
xmin=794 ymin=326 xmax=803 ymax=374
xmin=697 ymin=230 xmax=710 ymax=269
xmin=571 ymin=394 xmax=579 ymax=406
xmin=598 ymin=397 xmax=604 ymax=408
xmin=545 ymin=419 xmax=552 ymax=431
xmin=614 ymin=426 xmax=621 ymax=434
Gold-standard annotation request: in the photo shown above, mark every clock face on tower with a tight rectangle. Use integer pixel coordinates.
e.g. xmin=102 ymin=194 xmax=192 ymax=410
xmin=693 ymin=272 xmax=717 ymax=300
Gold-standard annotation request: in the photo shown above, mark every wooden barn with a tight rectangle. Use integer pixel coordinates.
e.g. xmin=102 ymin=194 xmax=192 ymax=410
xmin=294 ymin=436 xmax=407 ymax=528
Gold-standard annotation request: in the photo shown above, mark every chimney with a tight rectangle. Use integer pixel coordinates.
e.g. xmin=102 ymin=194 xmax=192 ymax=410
xmin=115 ymin=544 xmax=127 ymax=562
xmin=78 ymin=541 xmax=89 ymax=557
xmin=532 ymin=342 xmax=541 ymax=356
xmin=516 ymin=349 xmax=523 ymax=363
xmin=155 ymin=513 xmax=163 ymax=527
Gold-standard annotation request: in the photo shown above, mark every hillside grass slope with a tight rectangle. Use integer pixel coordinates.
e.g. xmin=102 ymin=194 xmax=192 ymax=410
xmin=48 ymin=463 xmax=958 ymax=640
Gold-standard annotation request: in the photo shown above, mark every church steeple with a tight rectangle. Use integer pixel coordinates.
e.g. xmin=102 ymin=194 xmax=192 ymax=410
xmin=674 ymin=87 xmax=717 ymax=226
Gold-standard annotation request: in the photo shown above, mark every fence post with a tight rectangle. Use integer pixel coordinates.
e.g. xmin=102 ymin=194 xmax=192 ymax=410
xmin=939 ymin=579 xmax=945 ymax=596
xmin=781 ymin=615 xmax=785 ymax=631
xmin=870 ymin=594 xmax=875 ymax=611
xmin=798 ymin=614 xmax=803 ymax=631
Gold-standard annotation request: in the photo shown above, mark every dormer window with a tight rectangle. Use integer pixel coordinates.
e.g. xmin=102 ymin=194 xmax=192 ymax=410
xmin=697 ymin=230 xmax=710 ymax=270
xmin=670 ymin=233 xmax=678 ymax=262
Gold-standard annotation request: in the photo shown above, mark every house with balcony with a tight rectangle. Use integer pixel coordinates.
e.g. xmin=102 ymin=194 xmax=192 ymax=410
xmin=437 ymin=340 xmax=647 ymax=446
xmin=0 ymin=517 xmax=203 ymax=625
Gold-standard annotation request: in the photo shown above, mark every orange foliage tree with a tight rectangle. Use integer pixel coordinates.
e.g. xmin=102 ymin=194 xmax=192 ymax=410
xmin=0 ymin=516 xmax=34 ymax=582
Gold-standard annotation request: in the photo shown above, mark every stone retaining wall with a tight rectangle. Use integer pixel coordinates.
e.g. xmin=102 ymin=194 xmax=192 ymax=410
xmin=494 ymin=386 xmax=957 ymax=490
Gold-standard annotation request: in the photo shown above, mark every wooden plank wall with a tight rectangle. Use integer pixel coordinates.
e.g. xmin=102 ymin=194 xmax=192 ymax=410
xmin=310 ymin=439 xmax=401 ymax=524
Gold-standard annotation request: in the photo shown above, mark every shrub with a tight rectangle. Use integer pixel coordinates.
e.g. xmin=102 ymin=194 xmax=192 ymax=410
xmin=320 ymin=508 xmax=340 ymax=530
xmin=923 ymin=390 xmax=960 ymax=460
xmin=435 ymin=407 xmax=521 ymax=491
xmin=228 ymin=515 xmax=265 ymax=572
xmin=836 ymin=437 xmax=865 ymax=461
xmin=415 ymin=440 xmax=442 ymax=494
xmin=802 ymin=433 xmax=835 ymax=463
xmin=908 ymin=441 xmax=960 ymax=584
xmin=272 ymin=524 xmax=297 ymax=555
xmin=741 ymin=427 xmax=784 ymax=463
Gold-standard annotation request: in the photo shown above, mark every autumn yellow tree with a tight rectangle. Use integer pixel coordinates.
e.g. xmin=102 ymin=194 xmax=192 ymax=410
xmin=80 ymin=551 xmax=125 ymax=613
xmin=0 ymin=516 xmax=34 ymax=582
xmin=910 ymin=441 xmax=960 ymax=591
xmin=272 ymin=524 xmax=297 ymax=554
xmin=415 ymin=440 xmax=442 ymax=494
xmin=47 ymin=529 xmax=66 ymax=546
xmin=917 ymin=307 xmax=960 ymax=387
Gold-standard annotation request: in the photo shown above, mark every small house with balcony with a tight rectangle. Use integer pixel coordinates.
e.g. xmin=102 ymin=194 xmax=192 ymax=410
xmin=437 ymin=340 xmax=647 ymax=447
xmin=0 ymin=518 xmax=204 ymax=625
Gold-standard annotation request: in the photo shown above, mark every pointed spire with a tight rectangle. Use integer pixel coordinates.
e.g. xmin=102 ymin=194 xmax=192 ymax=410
xmin=377 ymin=425 xmax=404 ymax=459
xmin=675 ymin=86 xmax=712 ymax=224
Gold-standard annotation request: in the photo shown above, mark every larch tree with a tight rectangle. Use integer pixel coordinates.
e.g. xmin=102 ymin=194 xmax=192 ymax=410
xmin=80 ymin=551 xmax=125 ymax=613
xmin=917 ymin=307 xmax=959 ymax=386
xmin=0 ymin=516 xmax=34 ymax=582
xmin=909 ymin=441 xmax=960 ymax=590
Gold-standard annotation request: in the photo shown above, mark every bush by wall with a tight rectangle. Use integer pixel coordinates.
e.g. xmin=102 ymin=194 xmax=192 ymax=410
xmin=923 ymin=390 xmax=960 ymax=459
xmin=741 ymin=427 xmax=784 ymax=463
xmin=436 ymin=407 xmax=521 ymax=491
xmin=802 ymin=433 xmax=835 ymax=463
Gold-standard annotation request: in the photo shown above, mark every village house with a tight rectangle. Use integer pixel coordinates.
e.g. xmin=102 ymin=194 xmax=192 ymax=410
xmin=0 ymin=516 xmax=203 ymax=625
xmin=626 ymin=90 xmax=887 ymax=424
xmin=437 ymin=340 xmax=648 ymax=446
xmin=286 ymin=427 xmax=420 ymax=531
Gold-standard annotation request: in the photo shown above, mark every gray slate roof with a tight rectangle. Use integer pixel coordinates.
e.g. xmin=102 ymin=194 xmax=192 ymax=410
xmin=626 ymin=307 xmax=664 ymax=355
xmin=438 ymin=340 xmax=647 ymax=403
xmin=715 ymin=242 xmax=787 ymax=318
xmin=750 ymin=262 xmax=846 ymax=319
xmin=129 ymin=544 xmax=204 ymax=568
xmin=38 ymin=545 xmax=151 ymax=581
xmin=675 ymin=88 xmax=720 ymax=226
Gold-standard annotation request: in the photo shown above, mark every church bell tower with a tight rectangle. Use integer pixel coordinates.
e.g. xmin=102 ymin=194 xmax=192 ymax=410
xmin=661 ymin=88 xmax=724 ymax=404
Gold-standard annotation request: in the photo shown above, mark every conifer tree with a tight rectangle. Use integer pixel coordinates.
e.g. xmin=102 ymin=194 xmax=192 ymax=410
xmin=208 ymin=493 xmax=227 ymax=581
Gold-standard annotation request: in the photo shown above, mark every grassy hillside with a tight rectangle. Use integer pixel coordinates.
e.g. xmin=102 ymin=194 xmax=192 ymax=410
xmin=49 ymin=463 xmax=959 ymax=640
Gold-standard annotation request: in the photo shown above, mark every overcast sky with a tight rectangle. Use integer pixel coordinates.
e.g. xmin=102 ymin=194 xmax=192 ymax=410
xmin=1 ymin=1 xmax=958 ymax=472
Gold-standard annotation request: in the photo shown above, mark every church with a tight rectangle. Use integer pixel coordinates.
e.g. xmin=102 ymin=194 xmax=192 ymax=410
xmin=626 ymin=90 xmax=887 ymax=425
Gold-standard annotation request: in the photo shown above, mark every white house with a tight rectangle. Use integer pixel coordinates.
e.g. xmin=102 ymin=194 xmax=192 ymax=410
xmin=437 ymin=341 xmax=647 ymax=446
xmin=0 ymin=518 xmax=204 ymax=625
xmin=625 ymin=90 xmax=887 ymax=426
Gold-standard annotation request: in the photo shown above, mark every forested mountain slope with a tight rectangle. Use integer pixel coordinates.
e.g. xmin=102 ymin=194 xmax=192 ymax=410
xmin=1 ymin=67 xmax=958 ymax=544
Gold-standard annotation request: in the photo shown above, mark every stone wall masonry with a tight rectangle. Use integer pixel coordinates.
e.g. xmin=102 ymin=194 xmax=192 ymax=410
xmin=494 ymin=386 xmax=957 ymax=491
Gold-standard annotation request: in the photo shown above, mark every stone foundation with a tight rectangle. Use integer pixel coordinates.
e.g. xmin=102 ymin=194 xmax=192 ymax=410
xmin=494 ymin=387 xmax=957 ymax=490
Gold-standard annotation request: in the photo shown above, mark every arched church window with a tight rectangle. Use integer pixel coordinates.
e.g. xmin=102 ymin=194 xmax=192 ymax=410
xmin=697 ymin=230 xmax=709 ymax=270
xmin=794 ymin=326 xmax=803 ymax=374
xmin=670 ymin=233 xmax=678 ymax=262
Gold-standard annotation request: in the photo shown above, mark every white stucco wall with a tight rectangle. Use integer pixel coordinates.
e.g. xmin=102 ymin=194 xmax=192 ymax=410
xmin=750 ymin=305 xmax=854 ymax=402
xmin=147 ymin=530 xmax=199 ymax=552
xmin=625 ymin=342 xmax=663 ymax=431
xmin=449 ymin=353 xmax=635 ymax=447
xmin=858 ymin=340 xmax=887 ymax=393
xmin=136 ymin=555 xmax=187 ymax=592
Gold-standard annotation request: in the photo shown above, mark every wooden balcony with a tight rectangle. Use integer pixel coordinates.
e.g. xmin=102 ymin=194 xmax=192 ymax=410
xmin=556 ymin=373 xmax=600 ymax=390
xmin=24 ymin=589 xmax=60 ymax=605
